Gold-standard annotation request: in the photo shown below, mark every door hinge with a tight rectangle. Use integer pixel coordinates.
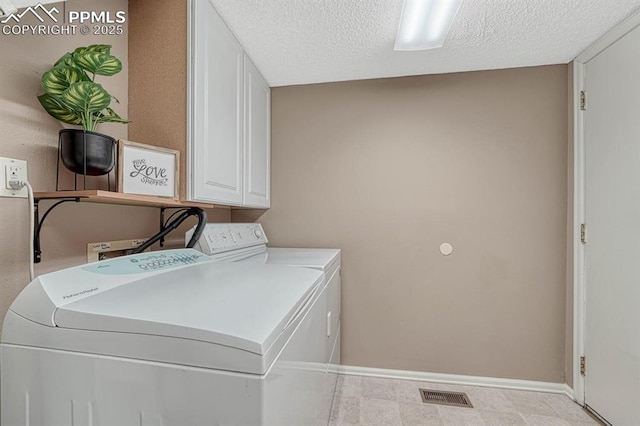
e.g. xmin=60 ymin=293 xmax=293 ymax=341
xmin=580 ymin=91 xmax=587 ymax=110
xmin=580 ymin=223 xmax=587 ymax=244
xmin=580 ymin=356 xmax=586 ymax=376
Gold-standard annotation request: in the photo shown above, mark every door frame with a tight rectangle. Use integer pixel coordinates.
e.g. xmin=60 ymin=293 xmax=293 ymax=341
xmin=572 ymin=9 xmax=640 ymax=406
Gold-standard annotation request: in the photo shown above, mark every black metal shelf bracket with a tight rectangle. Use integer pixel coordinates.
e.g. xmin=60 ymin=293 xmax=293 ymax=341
xmin=34 ymin=197 xmax=80 ymax=263
xmin=159 ymin=207 xmax=191 ymax=248
xmin=160 ymin=207 xmax=166 ymax=247
xmin=33 ymin=201 xmax=196 ymax=262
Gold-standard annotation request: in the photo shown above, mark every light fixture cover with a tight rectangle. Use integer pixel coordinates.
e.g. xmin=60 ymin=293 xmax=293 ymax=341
xmin=394 ymin=0 xmax=463 ymax=51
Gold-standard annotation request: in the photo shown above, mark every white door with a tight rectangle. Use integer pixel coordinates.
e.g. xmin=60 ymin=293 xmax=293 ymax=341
xmin=584 ymin=22 xmax=640 ymax=425
xmin=189 ymin=0 xmax=244 ymax=204
xmin=243 ymin=54 xmax=271 ymax=208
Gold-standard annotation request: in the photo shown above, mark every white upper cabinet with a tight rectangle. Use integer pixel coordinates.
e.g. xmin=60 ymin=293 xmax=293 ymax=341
xmin=189 ymin=0 xmax=244 ymax=204
xmin=188 ymin=0 xmax=270 ymax=207
xmin=243 ymin=54 xmax=271 ymax=208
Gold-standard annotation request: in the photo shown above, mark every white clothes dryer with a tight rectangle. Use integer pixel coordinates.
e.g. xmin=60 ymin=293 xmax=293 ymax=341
xmin=188 ymin=223 xmax=342 ymax=424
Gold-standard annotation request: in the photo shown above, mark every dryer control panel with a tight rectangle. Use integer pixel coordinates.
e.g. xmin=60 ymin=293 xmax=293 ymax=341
xmin=188 ymin=223 xmax=268 ymax=255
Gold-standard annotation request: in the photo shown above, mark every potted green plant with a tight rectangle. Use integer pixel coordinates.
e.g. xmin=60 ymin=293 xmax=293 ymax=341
xmin=38 ymin=44 xmax=129 ymax=176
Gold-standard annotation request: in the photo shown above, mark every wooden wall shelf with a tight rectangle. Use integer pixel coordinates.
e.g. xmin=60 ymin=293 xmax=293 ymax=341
xmin=34 ymin=190 xmax=229 ymax=210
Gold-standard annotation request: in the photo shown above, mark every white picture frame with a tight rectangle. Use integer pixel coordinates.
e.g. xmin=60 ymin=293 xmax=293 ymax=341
xmin=118 ymin=140 xmax=179 ymax=199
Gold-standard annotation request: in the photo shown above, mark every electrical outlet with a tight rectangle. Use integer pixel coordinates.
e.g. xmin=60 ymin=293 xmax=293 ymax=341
xmin=0 ymin=157 xmax=28 ymax=198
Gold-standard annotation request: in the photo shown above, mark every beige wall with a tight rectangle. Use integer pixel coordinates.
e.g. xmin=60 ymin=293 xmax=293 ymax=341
xmin=240 ymin=65 xmax=569 ymax=382
xmin=0 ymin=0 xmax=228 ymax=335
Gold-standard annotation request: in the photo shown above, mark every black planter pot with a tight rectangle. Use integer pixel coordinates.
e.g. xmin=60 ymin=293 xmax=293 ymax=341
xmin=59 ymin=129 xmax=116 ymax=176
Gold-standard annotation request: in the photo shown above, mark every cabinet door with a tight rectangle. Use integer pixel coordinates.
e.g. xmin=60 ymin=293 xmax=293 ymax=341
xmin=243 ymin=54 xmax=271 ymax=208
xmin=189 ymin=0 xmax=244 ymax=204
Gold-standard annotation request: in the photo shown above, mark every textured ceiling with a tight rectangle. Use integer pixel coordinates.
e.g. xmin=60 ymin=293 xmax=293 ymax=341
xmin=209 ymin=0 xmax=640 ymax=87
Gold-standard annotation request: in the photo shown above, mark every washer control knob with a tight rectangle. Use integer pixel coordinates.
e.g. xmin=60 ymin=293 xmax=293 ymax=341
xmin=253 ymin=228 xmax=263 ymax=239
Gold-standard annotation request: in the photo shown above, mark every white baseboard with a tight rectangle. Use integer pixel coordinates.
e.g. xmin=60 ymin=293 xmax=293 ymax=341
xmin=338 ymin=365 xmax=574 ymax=400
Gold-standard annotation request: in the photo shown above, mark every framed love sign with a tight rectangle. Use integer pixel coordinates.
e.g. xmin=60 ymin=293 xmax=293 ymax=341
xmin=117 ymin=140 xmax=179 ymax=200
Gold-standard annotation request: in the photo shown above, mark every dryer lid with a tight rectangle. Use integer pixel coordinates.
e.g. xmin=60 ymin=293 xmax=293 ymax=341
xmin=254 ymin=248 xmax=341 ymax=276
xmin=264 ymin=248 xmax=340 ymax=269
xmin=50 ymin=259 xmax=324 ymax=356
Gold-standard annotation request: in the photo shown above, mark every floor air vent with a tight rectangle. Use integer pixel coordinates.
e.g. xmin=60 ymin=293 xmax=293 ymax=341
xmin=419 ymin=389 xmax=473 ymax=408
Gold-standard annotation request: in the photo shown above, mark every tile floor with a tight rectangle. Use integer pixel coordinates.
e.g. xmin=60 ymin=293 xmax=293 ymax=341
xmin=329 ymin=375 xmax=601 ymax=426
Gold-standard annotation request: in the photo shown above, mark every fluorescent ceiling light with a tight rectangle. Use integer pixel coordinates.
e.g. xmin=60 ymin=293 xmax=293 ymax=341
xmin=394 ymin=0 xmax=463 ymax=51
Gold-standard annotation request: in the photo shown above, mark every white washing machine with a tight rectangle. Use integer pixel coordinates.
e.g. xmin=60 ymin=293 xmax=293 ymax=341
xmin=188 ymin=223 xmax=342 ymax=424
xmin=1 ymin=249 xmax=331 ymax=425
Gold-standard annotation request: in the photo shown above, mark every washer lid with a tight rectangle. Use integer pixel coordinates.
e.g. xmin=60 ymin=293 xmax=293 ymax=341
xmin=53 ymin=260 xmax=323 ymax=356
